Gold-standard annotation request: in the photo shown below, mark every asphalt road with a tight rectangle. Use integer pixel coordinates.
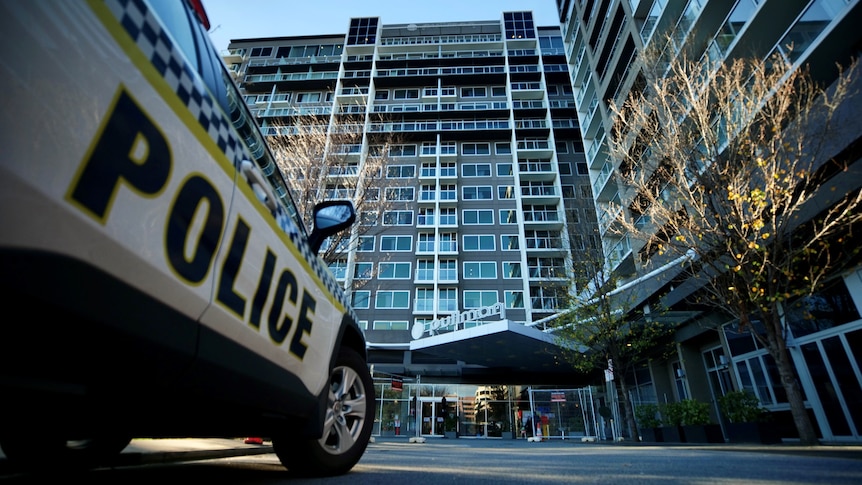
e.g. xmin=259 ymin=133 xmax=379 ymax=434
xmin=2 ymin=438 xmax=862 ymax=484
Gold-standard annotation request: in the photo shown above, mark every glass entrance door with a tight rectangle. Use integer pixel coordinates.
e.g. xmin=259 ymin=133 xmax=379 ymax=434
xmin=420 ymin=399 xmax=443 ymax=436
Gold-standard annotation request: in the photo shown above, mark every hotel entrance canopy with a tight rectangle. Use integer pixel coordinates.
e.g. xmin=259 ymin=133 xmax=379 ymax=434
xmin=408 ymin=318 xmax=579 ymax=383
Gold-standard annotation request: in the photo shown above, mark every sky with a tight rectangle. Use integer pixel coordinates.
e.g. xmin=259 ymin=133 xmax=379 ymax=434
xmin=201 ymin=0 xmax=561 ymax=52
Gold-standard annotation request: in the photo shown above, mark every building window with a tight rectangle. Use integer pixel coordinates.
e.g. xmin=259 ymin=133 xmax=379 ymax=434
xmin=440 ymin=184 xmax=457 ymax=201
xmin=372 ymin=320 xmax=410 ymax=330
xmin=417 ymin=208 xmax=435 ymax=226
xmin=499 ymin=209 xmax=518 ymax=224
xmin=394 ymin=88 xmax=420 ymax=99
xmin=463 ymin=209 xmax=494 ymax=224
xmin=440 ymin=232 xmax=457 ymax=252
xmin=385 ymin=187 xmax=415 ymax=201
xmin=492 ymin=86 xmax=507 ymax=97
xmin=504 ymin=11 xmax=535 ymax=39
xmin=354 ymin=262 xmax=373 ymax=279
xmin=505 ymin=290 xmax=525 ymax=309
xmin=462 ymin=186 xmax=493 ymax=200
xmin=375 ymin=90 xmax=389 ymax=100
xmin=498 ymin=185 xmax=516 ymax=199
xmin=357 ymin=236 xmax=375 ymax=252
xmin=527 ymin=258 xmax=566 ymax=278
xmin=503 ymin=262 xmax=522 ymax=278
xmin=387 ymin=165 xmax=416 ymax=178
xmin=461 ymin=144 xmax=491 ymax=156
xmin=415 ymin=288 xmax=434 ymax=312
xmin=360 ymin=211 xmax=378 ymax=226
xmin=417 ymin=233 xmax=435 ymax=253
xmin=380 ymin=235 xmax=412 ymax=251
xmin=375 ymin=290 xmax=410 ymax=309
xmin=464 ymin=290 xmax=499 ymax=309
xmin=464 ymin=261 xmax=497 ymax=279
xmin=439 ymin=259 xmax=457 ymax=281
xmin=379 ymin=262 xmax=411 ymax=279
xmin=439 ymin=207 xmax=457 ymax=225
xmin=328 ymin=259 xmax=348 ymax=279
xmin=576 ymin=162 xmax=589 ymax=175
xmin=462 ymin=163 xmax=492 ymax=176
xmin=383 ymin=210 xmax=414 ymax=226
xmin=497 ymin=163 xmax=514 ymax=177
xmin=496 ymin=142 xmax=512 ymax=154
xmin=351 ymin=290 xmax=370 ymax=309
xmin=501 ymin=235 xmax=520 ymax=250
xmin=461 ymin=87 xmax=487 ymax=97
xmin=438 ymin=288 xmax=457 ymax=312
xmin=441 ymin=161 xmax=457 ymax=176
xmin=416 ymin=260 xmax=435 ymax=281
xmin=463 ymin=234 xmax=495 ymax=251
xmin=347 ymin=17 xmax=378 ymax=45
xmin=389 ymin=144 xmax=417 ymax=157
xmin=250 ymin=46 xmax=273 ymax=57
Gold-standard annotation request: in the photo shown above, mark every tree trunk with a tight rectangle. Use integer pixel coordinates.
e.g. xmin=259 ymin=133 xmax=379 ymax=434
xmin=616 ymin=374 xmax=638 ymax=440
xmin=774 ymin=342 xmax=819 ymax=444
xmin=756 ymin=306 xmax=820 ymax=445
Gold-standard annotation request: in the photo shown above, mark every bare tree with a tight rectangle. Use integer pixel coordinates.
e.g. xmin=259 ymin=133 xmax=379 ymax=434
xmin=267 ymin=109 xmax=403 ymax=265
xmin=608 ymin=47 xmax=862 ymax=445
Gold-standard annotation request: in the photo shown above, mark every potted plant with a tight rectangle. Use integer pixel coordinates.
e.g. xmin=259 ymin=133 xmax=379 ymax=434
xmin=658 ymin=401 xmax=684 ymax=442
xmin=717 ymin=390 xmax=780 ymax=444
xmin=634 ymin=403 xmax=663 ymax=442
xmin=676 ymin=399 xmax=724 ymax=443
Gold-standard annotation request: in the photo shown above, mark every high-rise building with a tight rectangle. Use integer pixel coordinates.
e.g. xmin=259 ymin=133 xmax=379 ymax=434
xmin=223 ymin=12 xmax=597 ymax=388
xmin=558 ymin=0 xmax=862 ymax=442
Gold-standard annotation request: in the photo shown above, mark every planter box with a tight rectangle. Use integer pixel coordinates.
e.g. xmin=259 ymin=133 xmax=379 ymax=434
xmin=658 ymin=425 xmax=683 ymax=443
xmin=639 ymin=427 xmax=664 ymax=442
xmin=725 ymin=422 xmax=781 ymax=444
xmin=681 ymin=424 xmax=724 ymax=443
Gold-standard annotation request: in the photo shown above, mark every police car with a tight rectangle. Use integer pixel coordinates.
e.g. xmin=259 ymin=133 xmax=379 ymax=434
xmin=0 ymin=0 xmax=373 ymax=476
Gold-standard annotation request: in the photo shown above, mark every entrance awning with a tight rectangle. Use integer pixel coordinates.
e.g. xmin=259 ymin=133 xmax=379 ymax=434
xmin=408 ymin=319 xmax=575 ymax=375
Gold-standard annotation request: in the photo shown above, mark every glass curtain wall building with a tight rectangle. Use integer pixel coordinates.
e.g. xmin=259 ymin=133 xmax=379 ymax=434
xmin=557 ymin=0 xmax=862 ymax=442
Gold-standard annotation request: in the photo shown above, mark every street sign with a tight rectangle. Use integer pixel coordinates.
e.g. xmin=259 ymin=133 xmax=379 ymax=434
xmin=391 ymin=376 xmax=403 ymax=391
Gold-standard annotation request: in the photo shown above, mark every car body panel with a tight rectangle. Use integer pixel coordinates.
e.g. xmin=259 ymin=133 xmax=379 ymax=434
xmin=0 ymin=0 xmax=363 ymax=438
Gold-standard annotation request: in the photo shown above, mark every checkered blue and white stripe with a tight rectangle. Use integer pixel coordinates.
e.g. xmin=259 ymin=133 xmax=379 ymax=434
xmin=105 ymin=0 xmax=248 ymax=169
xmin=104 ymin=0 xmax=356 ymax=322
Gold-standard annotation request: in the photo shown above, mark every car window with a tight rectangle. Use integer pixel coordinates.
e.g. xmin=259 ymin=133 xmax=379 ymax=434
xmin=147 ymin=1 xmax=199 ymax=73
xmin=147 ymin=0 xmax=307 ymax=238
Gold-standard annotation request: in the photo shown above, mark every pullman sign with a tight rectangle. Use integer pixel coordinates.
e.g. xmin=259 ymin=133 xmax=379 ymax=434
xmin=411 ymin=302 xmax=506 ymax=339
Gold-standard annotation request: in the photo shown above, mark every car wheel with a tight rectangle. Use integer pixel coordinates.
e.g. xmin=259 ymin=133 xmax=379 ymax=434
xmin=273 ymin=347 xmax=375 ymax=476
xmin=0 ymin=434 xmax=132 ymax=470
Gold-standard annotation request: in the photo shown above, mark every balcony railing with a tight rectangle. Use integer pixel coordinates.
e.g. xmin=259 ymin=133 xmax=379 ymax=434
xmin=380 ymin=33 xmax=502 ymax=46
xmin=245 ymin=71 xmax=338 ymax=83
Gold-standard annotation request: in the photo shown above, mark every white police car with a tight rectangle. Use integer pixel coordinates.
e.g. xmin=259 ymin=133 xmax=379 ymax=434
xmin=0 ymin=0 xmax=374 ymax=476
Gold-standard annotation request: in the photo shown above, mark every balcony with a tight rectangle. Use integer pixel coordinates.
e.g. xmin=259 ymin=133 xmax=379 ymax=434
xmin=510 ymin=82 xmax=544 ymax=99
xmin=516 ymin=139 xmax=553 ymax=158
xmin=338 ymin=86 xmax=369 ymax=102
xmin=520 ymin=182 xmax=559 ymax=204
xmin=244 ymin=71 xmax=339 ymax=83
xmin=518 ymin=160 xmax=556 ymax=182
xmin=607 ymin=234 xmax=633 ymax=271
xmin=522 ymin=208 xmax=563 ymax=230
xmin=376 ymin=65 xmax=505 ymax=78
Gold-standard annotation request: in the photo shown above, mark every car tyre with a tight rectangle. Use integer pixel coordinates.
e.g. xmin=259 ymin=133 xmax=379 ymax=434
xmin=273 ymin=346 xmax=374 ymax=476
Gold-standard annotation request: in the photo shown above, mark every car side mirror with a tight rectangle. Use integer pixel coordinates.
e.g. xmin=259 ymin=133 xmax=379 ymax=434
xmin=308 ymin=200 xmax=356 ymax=253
